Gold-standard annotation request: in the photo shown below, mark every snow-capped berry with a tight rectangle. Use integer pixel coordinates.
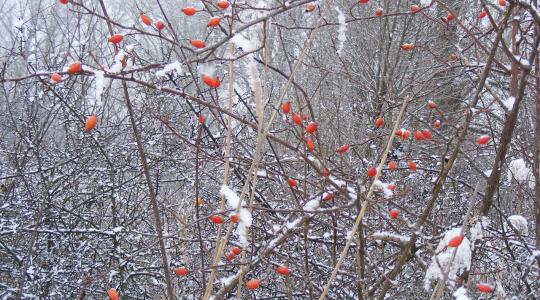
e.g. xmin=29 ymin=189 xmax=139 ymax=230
xmin=427 ymin=100 xmax=437 ymax=109
xmin=375 ymin=7 xmax=383 ymax=17
xmin=182 ymin=7 xmax=197 ymax=16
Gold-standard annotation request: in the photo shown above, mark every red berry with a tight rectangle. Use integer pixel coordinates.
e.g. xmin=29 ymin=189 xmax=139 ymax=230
xmin=287 ymin=178 xmax=298 ymax=187
xmin=59 ymin=0 xmax=69 ymax=4
xmin=447 ymin=234 xmax=464 ymax=247
xmin=305 ymin=138 xmax=315 ymax=152
xmin=476 ymin=283 xmax=494 ymax=293
xmin=230 ymin=214 xmax=239 ymax=223
xmin=276 ymin=266 xmax=290 ymax=276
xmin=209 ymin=215 xmax=224 ymax=224
xmin=202 ymin=74 xmax=220 ymax=88
xmin=408 ymin=161 xmax=417 ymax=172
xmin=208 ymin=17 xmax=221 ymax=27
xmin=245 ymin=279 xmax=261 ymax=290
xmin=282 ymin=101 xmax=291 ymax=114
xmin=433 ymin=119 xmax=441 ymax=129
xmin=336 ymin=144 xmax=350 ymax=153
xmin=479 ymin=11 xmax=487 ymax=19
xmin=422 ymin=129 xmax=433 ymax=140
xmin=108 ymin=34 xmax=124 ymax=44
xmin=175 ymin=267 xmax=189 ymax=276
xmin=401 ymin=130 xmax=410 ymax=140
xmin=414 ymin=130 xmax=425 ymax=141
xmin=225 ymin=252 xmax=236 ymax=262
xmin=410 ymin=5 xmax=420 ymax=13
xmin=140 ymin=14 xmax=152 ymax=26
xmin=198 ymin=115 xmax=205 ymax=124
xmin=84 ymin=115 xmax=97 ymax=133
xmin=291 ymin=113 xmax=302 ymax=126
xmin=375 ymin=7 xmax=383 ymax=17
xmin=217 ymin=0 xmax=230 ymax=9
xmin=446 ymin=13 xmax=455 ymax=21
xmin=50 ymin=73 xmax=61 ymax=83
xmin=388 ymin=161 xmax=397 ymax=171
xmin=108 ymin=288 xmax=118 ymax=300
xmin=375 ymin=117 xmax=384 ymax=128
xmin=401 ymin=43 xmax=415 ymax=51
xmin=191 ymin=40 xmax=206 ymax=49
xmin=305 ymin=122 xmax=317 ymax=133
xmin=68 ymin=61 xmax=82 ymax=75
xmin=231 ymin=246 xmax=241 ymax=255
xmin=389 ymin=209 xmax=399 ymax=219
xmin=323 ymin=192 xmax=333 ymax=201
xmin=477 ymin=135 xmax=491 ymax=145
xmin=367 ymin=167 xmax=377 ymax=177
xmin=427 ymin=100 xmax=437 ymax=109
xmin=387 ymin=183 xmax=396 ymax=191
xmin=359 ymin=0 xmax=368 ymax=3
xmin=182 ymin=7 xmax=197 ymax=16
xmin=306 ymin=2 xmax=316 ymax=12
xmin=155 ymin=20 xmax=166 ymax=31
xmin=499 ymin=0 xmax=506 ymax=6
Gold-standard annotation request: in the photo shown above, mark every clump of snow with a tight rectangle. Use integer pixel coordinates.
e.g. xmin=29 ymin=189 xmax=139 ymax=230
xmin=506 ymin=215 xmax=528 ymax=235
xmin=220 ymin=185 xmax=253 ymax=246
xmin=303 ymin=198 xmax=320 ymax=211
xmin=470 ymin=217 xmax=490 ymax=243
xmin=94 ymin=70 xmax=105 ymax=107
xmin=156 ymin=61 xmax=183 ymax=78
xmin=452 ymin=286 xmax=469 ymax=300
xmin=109 ymin=50 xmax=127 ymax=73
xmin=373 ymin=180 xmax=394 ymax=199
xmin=502 ymin=96 xmax=515 ymax=110
xmin=230 ymin=34 xmax=257 ymax=52
xmin=507 ymin=158 xmax=533 ymax=188
xmin=372 ymin=231 xmax=410 ymax=243
xmin=334 ymin=7 xmax=347 ymax=56
xmin=424 ymin=228 xmax=472 ymax=290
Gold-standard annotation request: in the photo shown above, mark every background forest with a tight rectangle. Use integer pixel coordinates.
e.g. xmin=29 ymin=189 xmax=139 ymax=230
xmin=0 ymin=0 xmax=539 ymax=299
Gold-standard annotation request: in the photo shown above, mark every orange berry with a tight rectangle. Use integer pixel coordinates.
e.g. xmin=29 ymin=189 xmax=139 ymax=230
xmin=375 ymin=117 xmax=384 ymax=128
xmin=182 ymin=7 xmax=197 ymax=16
xmin=245 ymin=279 xmax=261 ymax=290
xmin=68 ymin=61 xmax=82 ymax=75
xmin=306 ymin=2 xmax=316 ymax=12
xmin=108 ymin=288 xmax=119 ymax=300
xmin=388 ymin=161 xmax=397 ymax=171
xmin=140 ymin=14 xmax=152 ymax=26
xmin=217 ymin=0 xmax=230 ymax=9
xmin=84 ymin=115 xmax=97 ymax=133
xmin=50 ymin=73 xmax=61 ymax=83
xmin=408 ymin=161 xmax=417 ymax=172
xmin=191 ymin=40 xmax=206 ymax=49
xmin=476 ymin=283 xmax=494 ymax=293
xmin=202 ymin=74 xmax=220 ymax=88
xmin=208 ymin=17 xmax=221 ymax=27
xmin=498 ymin=0 xmax=506 ymax=6
xmin=401 ymin=43 xmax=415 ymax=51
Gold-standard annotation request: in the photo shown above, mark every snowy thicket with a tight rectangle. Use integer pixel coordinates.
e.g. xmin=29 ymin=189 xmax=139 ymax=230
xmin=0 ymin=0 xmax=539 ymax=299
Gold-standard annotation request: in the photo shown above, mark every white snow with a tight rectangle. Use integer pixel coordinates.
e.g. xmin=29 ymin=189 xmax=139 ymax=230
xmin=506 ymin=215 xmax=528 ymax=235
xmin=334 ymin=7 xmax=347 ymax=56
xmin=94 ymin=70 xmax=105 ymax=107
xmin=372 ymin=231 xmax=410 ymax=243
xmin=373 ymin=180 xmax=394 ymax=199
xmin=470 ymin=217 xmax=490 ymax=243
xmin=452 ymin=286 xmax=469 ymax=300
xmin=424 ymin=228 xmax=472 ymax=290
xmin=220 ymin=185 xmax=253 ymax=246
xmin=502 ymin=96 xmax=515 ymax=110
xmin=303 ymin=198 xmax=320 ymax=211
xmin=220 ymin=185 xmax=241 ymax=209
xmin=507 ymin=158 xmax=533 ymax=188
xmin=155 ymin=61 xmax=183 ymax=78
xmin=230 ymin=34 xmax=257 ymax=52
xmin=109 ymin=50 xmax=127 ymax=73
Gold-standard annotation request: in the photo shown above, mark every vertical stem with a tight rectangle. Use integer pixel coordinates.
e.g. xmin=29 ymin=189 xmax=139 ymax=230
xmin=194 ymin=126 xmax=207 ymax=294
